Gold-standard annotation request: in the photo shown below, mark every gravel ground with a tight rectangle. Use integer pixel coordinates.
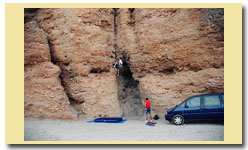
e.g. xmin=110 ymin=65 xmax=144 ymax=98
xmin=24 ymin=117 xmax=224 ymax=141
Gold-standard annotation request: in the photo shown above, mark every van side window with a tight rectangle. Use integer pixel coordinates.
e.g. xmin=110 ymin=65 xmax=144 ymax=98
xmin=204 ymin=95 xmax=221 ymax=106
xmin=179 ymin=102 xmax=185 ymax=108
xmin=186 ymin=97 xmax=200 ymax=107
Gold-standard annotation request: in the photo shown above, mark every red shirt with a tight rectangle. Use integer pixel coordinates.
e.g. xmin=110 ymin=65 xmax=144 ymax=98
xmin=145 ymin=101 xmax=150 ymax=108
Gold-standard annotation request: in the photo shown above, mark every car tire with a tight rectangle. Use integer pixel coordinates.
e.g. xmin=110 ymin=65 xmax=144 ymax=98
xmin=172 ymin=114 xmax=184 ymax=125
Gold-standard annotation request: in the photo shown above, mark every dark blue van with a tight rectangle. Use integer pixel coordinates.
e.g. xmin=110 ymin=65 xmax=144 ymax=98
xmin=165 ymin=93 xmax=224 ymax=125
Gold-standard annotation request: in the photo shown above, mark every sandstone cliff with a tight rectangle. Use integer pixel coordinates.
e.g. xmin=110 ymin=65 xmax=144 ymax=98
xmin=33 ymin=8 xmax=122 ymax=118
xmin=24 ymin=8 xmax=224 ymax=119
xmin=115 ymin=8 xmax=224 ymax=115
xmin=24 ymin=21 xmax=78 ymax=120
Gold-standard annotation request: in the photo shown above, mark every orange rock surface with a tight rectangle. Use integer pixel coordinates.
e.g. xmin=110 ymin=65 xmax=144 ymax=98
xmin=24 ymin=8 xmax=224 ymax=119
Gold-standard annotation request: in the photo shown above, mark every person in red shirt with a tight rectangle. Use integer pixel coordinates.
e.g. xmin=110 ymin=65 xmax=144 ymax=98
xmin=145 ymin=98 xmax=153 ymax=123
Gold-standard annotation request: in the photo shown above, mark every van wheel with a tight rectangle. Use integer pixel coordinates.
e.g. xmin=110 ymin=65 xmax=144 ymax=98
xmin=172 ymin=114 xmax=184 ymax=125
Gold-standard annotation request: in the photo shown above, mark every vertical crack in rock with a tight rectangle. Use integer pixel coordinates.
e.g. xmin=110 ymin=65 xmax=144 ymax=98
xmin=47 ymin=37 xmax=80 ymax=117
xmin=47 ymin=38 xmax=57 ymax=65
xmin=116 ymin=52 xmax=144 ymax=117
xmin=113 ymin=8 xmax=118 ymax=51
xmin=128 ymin=8 xmax=135 ymax=26
xmin=113 ymin=9 xmax=143 ymax=117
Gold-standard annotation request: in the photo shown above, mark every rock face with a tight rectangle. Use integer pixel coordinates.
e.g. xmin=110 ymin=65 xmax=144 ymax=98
xmin=24 ymin=8 xmax=224 ymax=119
xmin=116 ymin=8 xmax=224 ymax=78
xmin=24 ymin=21 xmax=78 ymax=120
xmin=34 ymin=9 xmax=122 ymax=118
xmin=115 ymin=8 xmax=224 ymax=115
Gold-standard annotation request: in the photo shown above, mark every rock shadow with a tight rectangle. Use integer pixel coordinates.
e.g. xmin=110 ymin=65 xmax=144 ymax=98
xmin=116 ymin=52 xmax=144 ymax=118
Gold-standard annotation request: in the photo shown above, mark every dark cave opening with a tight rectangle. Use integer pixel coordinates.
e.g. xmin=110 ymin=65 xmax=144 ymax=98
xmin=112 ymin=8 xmax=143 ymax=117
xmin=120 ymin=57 xmax=138 ymax=88
xmin=116 ymin=53 xmax=144 ymax=117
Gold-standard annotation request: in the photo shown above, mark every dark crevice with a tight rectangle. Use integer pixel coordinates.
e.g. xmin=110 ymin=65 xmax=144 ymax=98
xmin=116 ymin=52 xmax=144 ymax=117
xmin=63 ymin=62 xmax=70 ymax=66
xmin=159 ymin=66 xmax=176 ymax=74
xmin=159 ymin=65 xmax=206 ymax=74
xmin=128 ymin=8 xmax=135 ymax=13
xmin=69 ymin=97 xmax=84 ymax=105
xmin=190 ymin=67 xmax=202 ymax=72
xmin=112 ymin=8 xmax=143 ymax=117
xmin=90 ymin=68 xmax=109 ymax=74
xmin=47 ymin=37 xmax=57 ymax=65
xmin=186 ymin=64 xmax=202 ymax=72
xmin=24 ymin=9 xmax=39 ymax=24
xmin=128 ymin=8 xmax=135 ymax=26
xmin=69 ymin=98 xmax=85 ymax=116
xmin=58 ymin=72 xmax=79 ymax=106
xmin=46 ymin=36 xmax=79 ymax=116
xmin=113 ymin=8 xmax=118 ymax=36
xmin=113 ymin=8 xmax=118 ymax=50
xmin=24 ymin=8 xmax=39 ymax=13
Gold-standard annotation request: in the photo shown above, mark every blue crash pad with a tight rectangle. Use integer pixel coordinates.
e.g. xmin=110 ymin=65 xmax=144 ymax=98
xmin=88 ymin=117 xmax=127 ymax=124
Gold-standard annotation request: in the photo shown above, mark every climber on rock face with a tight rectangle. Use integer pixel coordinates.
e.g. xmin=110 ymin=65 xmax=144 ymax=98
xmin=114 ymin=57 xmax=122 ymax=76
xmin=118 ymin=57 xmax=123 ymax=69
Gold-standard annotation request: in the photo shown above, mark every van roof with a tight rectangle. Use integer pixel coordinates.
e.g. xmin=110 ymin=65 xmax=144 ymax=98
xmin=188 ymin=93 xmax=224 ymax=99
